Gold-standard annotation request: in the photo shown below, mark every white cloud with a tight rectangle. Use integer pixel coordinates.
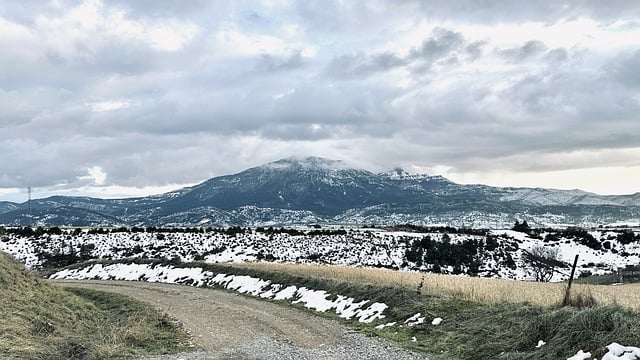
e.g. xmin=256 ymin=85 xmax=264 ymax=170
xmin=30 ymin=0 xmax=199 ymax=60
xmin=88 ymin=101 xmax=132 ymax=112
xmin=148 ymin=24 xmax=199 ymax=51
xmin=78 ymin=166 xmax=107 ymax=186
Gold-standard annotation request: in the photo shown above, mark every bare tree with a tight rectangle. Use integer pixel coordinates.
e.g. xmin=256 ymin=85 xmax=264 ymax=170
xmin=522 ymin=245 xmax=565 ymax=282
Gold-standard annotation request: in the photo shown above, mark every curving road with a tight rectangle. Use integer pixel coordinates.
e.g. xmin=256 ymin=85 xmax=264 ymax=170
xmin=52 ymin=280 xmax=427 ymax=360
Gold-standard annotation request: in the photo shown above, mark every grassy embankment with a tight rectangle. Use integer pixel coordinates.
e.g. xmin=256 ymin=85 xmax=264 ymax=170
xmin=188 ymin=260 xmax=640 ymax=360
xmin=53 ymin=257 xmax=640 ymax=359
xmin=0 ymin=252 xmax=189 ymax=360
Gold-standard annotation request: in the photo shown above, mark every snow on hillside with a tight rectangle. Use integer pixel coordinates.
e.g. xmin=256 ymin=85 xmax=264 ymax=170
xmin=498 ymin=188 xmax=622 ymax=206
xmin=262 ymin=156 xmax=354 ymax=171
xmin=500 ymin=188 xmax=577 ymax=206
xmin=2 ymin=227 xmax=639 ymax=282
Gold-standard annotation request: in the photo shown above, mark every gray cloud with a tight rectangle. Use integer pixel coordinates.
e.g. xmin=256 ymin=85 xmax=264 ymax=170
xmin=413 ymin=0 xmax=640 ymax=24
xmin=326 ymin=27 xmax=473 ymax=78
xmin=1 ymin=0 xmax=639 ymax=198
xmin=326 ymin=52 xmax=406 ymax=78
xmin=256 ymin=51 xmax=305 ymax=73
xmin=499 ymin=40 xmax=548 ymax=62
xmin=410 ymin=27 xmax=464 ymax=61
xmin=610 ymin=50 xmax=640 ymax=88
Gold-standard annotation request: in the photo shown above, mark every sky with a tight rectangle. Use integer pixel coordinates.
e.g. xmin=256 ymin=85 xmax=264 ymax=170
xmin=1 ymin=0 xmax=640 ymax=203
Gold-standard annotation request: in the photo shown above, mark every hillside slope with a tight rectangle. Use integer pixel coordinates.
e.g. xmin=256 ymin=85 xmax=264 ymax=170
xmin=0 ymin=252 xmax=187 ymax=359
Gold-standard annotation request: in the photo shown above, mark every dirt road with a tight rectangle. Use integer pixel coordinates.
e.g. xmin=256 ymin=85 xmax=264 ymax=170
xmin=52 ymin=280 xmax=426 ymax=360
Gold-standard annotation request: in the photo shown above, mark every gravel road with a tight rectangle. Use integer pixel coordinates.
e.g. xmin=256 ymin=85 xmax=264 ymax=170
xmin=52 ymin=280 xmax=427 ymax=360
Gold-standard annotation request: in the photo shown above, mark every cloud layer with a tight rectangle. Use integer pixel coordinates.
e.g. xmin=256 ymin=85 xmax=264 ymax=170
xmin=1 ymin=0 xmax=639 ymax=201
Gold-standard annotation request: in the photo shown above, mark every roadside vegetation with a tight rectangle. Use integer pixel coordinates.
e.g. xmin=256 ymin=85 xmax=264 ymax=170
xmin=231 ymin=261 xmax=640 ymax=310
xmin=200 ymin=261 xmax=640 ymax=359
xmin=0 ymin=252 xmax=189 ymax=360
xmin=58 ymin=257 xmax=640 ymax=359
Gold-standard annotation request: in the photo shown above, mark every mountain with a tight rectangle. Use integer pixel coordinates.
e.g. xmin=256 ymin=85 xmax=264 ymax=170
xmin=1 ymin=156 xmax=639 ymax=227
xmin=0 ymin=201 xmax=18 ymax=213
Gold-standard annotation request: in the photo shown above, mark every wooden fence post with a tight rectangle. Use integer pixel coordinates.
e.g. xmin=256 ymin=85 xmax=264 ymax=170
xmin=562 ymin=254 xmax=579 ymax=307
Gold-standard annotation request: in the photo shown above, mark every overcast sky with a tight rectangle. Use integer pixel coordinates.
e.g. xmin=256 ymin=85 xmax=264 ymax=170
xmin=1 ymin=0 xmax=640 ymax=202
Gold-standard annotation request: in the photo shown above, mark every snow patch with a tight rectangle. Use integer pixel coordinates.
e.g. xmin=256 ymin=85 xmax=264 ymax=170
xmin=374 ymin=321 xmax=396 ymax=330
xmin=356 ymin=302 xmax=387 ymax=323
xmin=603 ymin=342 xmax=640 ymax=359
xmin=274 ymin=285 xmax=298 ymax=300
xmin=50 ymin=264 xmax=387 ymax=324
xmin=567 ymin=350 xmax=592 ymax=360
xmin=405 ymin=313 xmax=425 ymax=327
xmin=293 ymin=288 xmax=336 ymax=312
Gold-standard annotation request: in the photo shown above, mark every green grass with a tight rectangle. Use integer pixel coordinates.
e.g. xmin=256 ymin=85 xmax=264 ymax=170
xmin=573 ymin=273 xmax=620 ymax=285
xmin=0 ymin=252 xmax=189 ymax=360
xmin=371 ymin=302 xmax=640 ymax=360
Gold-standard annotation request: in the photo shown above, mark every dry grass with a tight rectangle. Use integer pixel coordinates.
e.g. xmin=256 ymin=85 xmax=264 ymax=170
xmin=231 ymin=262 xmax=640 ymax=310
xmin=0 ymin=252 xmax=188 ymax=359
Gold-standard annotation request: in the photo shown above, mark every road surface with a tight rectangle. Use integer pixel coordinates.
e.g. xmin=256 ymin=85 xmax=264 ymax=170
xmin=52 ymin=280 xmax=426 ymax=360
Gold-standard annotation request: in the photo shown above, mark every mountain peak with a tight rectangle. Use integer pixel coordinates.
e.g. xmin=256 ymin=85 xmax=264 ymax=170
xmin=3 ymin=155 xmax=640 ymax=227
xmin=264 ymin=156 xmax=352 ymax=171
xmin=385 ymin=167 xmax=411 ymax=178
xmin=381 ymin=167 xmax=434 ymax=180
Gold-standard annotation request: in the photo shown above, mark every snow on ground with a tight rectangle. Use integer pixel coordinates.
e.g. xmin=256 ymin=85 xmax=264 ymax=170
xmin=293 ymin=288 xmax=336 ymax=312
xmin=568 ymin=350 xmax=592 ymax=360
xmin=3 ymin=227 xmax=640 ymax=282
xmin=50 ymin=263 xmax=387 ymax=324
xmin=565 ymin=342 xmax=640 ymax=360
xmin=404 ymin=313 xmax=425 ymax=327
xmin=374 ymin=321 xmax=396 ymax=329
xmin=602 ymin=343 xmax=640 ymax=359
xmin=356 ymin=302 xmax=388 ymax=323
xmin=48 ymin=259 xmax=640 ymax=360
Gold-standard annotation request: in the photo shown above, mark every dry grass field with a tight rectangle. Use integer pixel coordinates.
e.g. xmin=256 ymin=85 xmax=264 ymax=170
xmin=232 ymin=262 xmax=640 ymax=310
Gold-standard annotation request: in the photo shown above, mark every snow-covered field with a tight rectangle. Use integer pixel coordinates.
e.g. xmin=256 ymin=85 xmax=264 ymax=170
xmin=1 ymin=226 xmax=639 ymax=281
xmin=2 ymin=225 xmax=639 ymax=359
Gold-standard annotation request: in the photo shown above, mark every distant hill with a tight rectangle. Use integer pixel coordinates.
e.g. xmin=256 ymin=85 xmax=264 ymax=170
xmin=0 ymin=201 xmax=17 ymax=213
xmin=1 ymin=156 xmax=638 ymax=227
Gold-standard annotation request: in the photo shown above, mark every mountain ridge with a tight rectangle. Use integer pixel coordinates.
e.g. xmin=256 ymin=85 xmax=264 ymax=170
xmin=0 ymin=156 xmax=639 ymax=227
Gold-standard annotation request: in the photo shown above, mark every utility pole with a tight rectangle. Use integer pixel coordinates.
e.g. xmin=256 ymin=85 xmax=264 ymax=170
xmin=28 ymin=186 xmax=32 ymax=227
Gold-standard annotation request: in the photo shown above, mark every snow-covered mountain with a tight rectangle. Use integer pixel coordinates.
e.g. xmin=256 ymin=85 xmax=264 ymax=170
xmin=0 ymin=156 xmax=639 ymax=227
xmin=0 ymin=201 xmax=18 ymax=213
